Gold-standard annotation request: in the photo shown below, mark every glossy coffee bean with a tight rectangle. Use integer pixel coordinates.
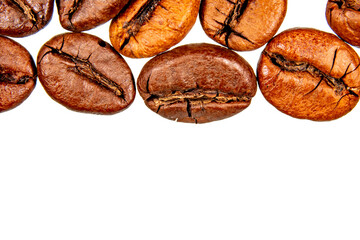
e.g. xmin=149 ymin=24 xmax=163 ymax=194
xmin=257 ymin=28 xmax=360 ymax=121
xmin=200 ymin=0 xmax=287 ymax=51
xmin=57 ymin=0 xmax=129 ymax=32
xmin=0 ymin=36 xmax=36 ymax=112
xmin=109 ymin=0 xmax=200 ymax=58
xmin=0 ymin=0 xmax=54 ymax=37
xmin=326 ymin=0 xmax=360 ymax=47
xmin=37 ymin=33 xmax=135 ymax=114
xmin=137 ymin=43 xmax=257 ymax=123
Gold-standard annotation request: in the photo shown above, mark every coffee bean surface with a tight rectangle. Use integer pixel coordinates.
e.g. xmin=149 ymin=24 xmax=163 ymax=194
xmin=0 ymin=0 xmax=54 ymax=37
xmin=137 ymin=43 xmax=257 ymax=123
xmin=57 ymin=0 xmax=129 ymax=32
xmin=37 ymin=33 xmax=135 ymax=114
xmin=200 ymin=0 xmax=287 ymax=51
xmin=0 ymin=36 xmax=37 ymax=112
xmin=326 ymin=0 xmax=360 ymax=47
xmin=109 ymin=0 xmax=201 ymax=58
xmin=257 ymin=28 xmax=360 ymax=121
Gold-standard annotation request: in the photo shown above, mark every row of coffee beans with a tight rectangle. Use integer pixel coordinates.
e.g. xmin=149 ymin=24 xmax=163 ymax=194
xmin=1 ymin=0 xmax=360 ymax=124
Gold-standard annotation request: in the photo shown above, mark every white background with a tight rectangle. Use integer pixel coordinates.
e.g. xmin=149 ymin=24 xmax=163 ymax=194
xmin=1 ymin=0 xmax=359 ymax=239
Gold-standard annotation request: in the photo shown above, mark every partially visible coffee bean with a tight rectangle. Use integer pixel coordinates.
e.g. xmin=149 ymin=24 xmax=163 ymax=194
xmin=57 ymin=0 xmax=129 ymax=32
xmin=200 ymin=0 xmax=287 ymax=51
xmin=257 ymin=28 xmax=360 ymax=121
xmin=326 ymin=0 xmax=360 ymax=47
xmin=0 ymin=0 xmax=54 ymax=37
xmin=137 ymin=43 xmax=257 ymax=123
xmin=0 ymin=36 xmax=36 ymax=112
xmin=109 ymin=0 xmax=201 ymax=58
xmin=37 ymin=33 xmax=135 ymax=114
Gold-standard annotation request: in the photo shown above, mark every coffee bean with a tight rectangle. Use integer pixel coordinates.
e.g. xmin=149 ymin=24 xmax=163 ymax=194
xmin=326 ymin=0 xmax=360 ymax=47
xmin=109 ymin=0 xmax=200 ymax=58
xmin=57 ymin=0 xmax=129 ymax=32
xmin=137 ymin=43 xmax=257 ymax=123
xmin=37 ymin=33 xmax=135 ymax=114
xmin=257 ymin=28 xmax=360 ymax=121
xmin=200 ymin=0 xmax=287 ymax=51
xmin=0 ymin=36 xmax=36 ymax=112
xmin=0 ymin=0 xmax=54 ymax=37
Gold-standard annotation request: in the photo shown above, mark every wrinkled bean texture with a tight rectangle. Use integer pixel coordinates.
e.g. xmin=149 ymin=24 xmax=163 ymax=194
xmin=137 ymin=43 xmax=257 ymax=123
xmin=57 ymin=0 xmax=129 ymax=32
xmin=200 ymin=0 xmax=287 ymax=51
xmin=0 ymin=36 xmax=36 ymax=112
xmin=109 ymin=0 xmax=200 ymax=58
xmin=326 ymin=0 xmax=360 ymax=47
xmin=0 ymin=0 xmax=53 ymax=37
xmin=37 ymin=33 xmax=135 ymax=114
xmin=257 ymin=28 xmax=360 ymax=121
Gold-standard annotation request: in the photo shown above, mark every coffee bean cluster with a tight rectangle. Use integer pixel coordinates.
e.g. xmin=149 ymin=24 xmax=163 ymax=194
xmin=1 ymin=0 xmax=359 ymax=123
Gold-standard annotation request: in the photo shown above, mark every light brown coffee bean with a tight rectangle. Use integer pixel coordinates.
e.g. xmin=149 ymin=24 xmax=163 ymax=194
xmin=257 ymin=28 xmax=360 ymax=121
xmin=200 ymin=0 xmax=287 ymax=51
xmin=326 ymin=0 xmax=360 ymax=47
xmin=137 ymin=43 xmax=257 ymax=123
xmin=109 ymin=0 xmax=200 ymax=58
xmin=0 ymin=36 xmax=36 ymax=112
xmin=37 ymin=33 xmax=135 ymax=114
xmin=57 ymin=0 xmax=129 ymax=32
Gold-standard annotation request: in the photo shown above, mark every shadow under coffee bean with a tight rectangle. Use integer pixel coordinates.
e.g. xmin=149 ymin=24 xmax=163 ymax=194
xmin=137 ymin=43 xmax=257 ymax=123
xmin=0 ymin=0 xmax=54 ymax=37
xmin=257 ymin=28 xmax=360 ymax=121
xmin=37 ymin=33 xmax=135 ymax=114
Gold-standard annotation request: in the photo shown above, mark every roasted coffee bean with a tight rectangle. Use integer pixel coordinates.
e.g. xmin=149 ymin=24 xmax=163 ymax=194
xmin=326 ymin=0 xmax=360 ymax=47
xmin=200 ymin=0 xmax=287 ymax=51
xmin=0 ymin=0 xmax=54 ymax=37
xmin=57 ymin=0 xmax=129 ymax=32
xmin=137 ymin=43 xmax=257 ymax=123
xmin=257 ymin=28 xmax=360 ymax=121
xmin=109 ymin=0 xmax=201 ymax=58
xmin=37 ymin=33 xmax=135 ymax=114
xmin=0 ymin=36 xmax=36 ymax=112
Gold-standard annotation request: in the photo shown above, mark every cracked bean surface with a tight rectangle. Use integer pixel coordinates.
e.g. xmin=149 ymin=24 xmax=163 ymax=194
xmin=37 ymin=33 xmax=135 ymax=114
xmin=56 ymin=0 xmax=129 ymax=32
xmin=200 ymin=0 xmax=287 ymax=51
xmin=109 ymin=0 xmax=200 ymax=58
xmin=137 ymin=43 xmax=257 ymax=123
xmin=257 ymin=28 xmax=360 ymax=121
xmin=326 ymin=0 xmax=360 ymax=47
xmin=0 ymin=36 xmax=36 ymax=112
xmin=0 ymin=0 xmax=54 ymax=37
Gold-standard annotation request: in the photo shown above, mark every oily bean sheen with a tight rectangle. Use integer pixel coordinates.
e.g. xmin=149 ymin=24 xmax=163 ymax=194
xmin=37 ymin=33 xmax=135 ymax=114
xmin=0 ymin=0 xmax=54 ymax=37
xmin=109 ymin=0 xmax=201 ymax=58
xmin=257 ymin=28 xmax=360 ymax=121
xmin=57 ymin=0 xmax=129 ymax=32
xmin=326 ymin=0 xmax=360 ymax=47
xmin=137 ymin=43 xmax=257 ymax=123
xmin=200 ymin=0 xmax=287 ymax=51
xmin=0 ymin=36 xmax=36 ymax=112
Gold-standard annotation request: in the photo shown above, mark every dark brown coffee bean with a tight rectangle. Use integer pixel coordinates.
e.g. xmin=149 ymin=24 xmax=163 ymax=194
xmin=326 ymin=0 xmax=360 ymax=47
xmin=0 ymin=36 xmax=36 ymax=112
xmin=57 ymin=0 xmax=129 ymax=32
xmin=257 ymin=28 xmax=360 ymax=121
xmin=200 ymin=0 xmax=287 ymax=51
xmin=109 ymin=0 xmax=200 ymax=58
xmin=137 ymin=43 xmax=257 ymax=123
xmin=0 ymin=0 xmax=54 ymax=37
xmin=37 ymin=33 xmax=135 ymax=114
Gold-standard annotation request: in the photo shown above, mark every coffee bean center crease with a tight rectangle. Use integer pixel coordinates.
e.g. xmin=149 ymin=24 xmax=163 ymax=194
xmin=42 ymin=45 xmax=124 ymax=98
xmin=10 ymin=0 xmax=39 ymax=28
